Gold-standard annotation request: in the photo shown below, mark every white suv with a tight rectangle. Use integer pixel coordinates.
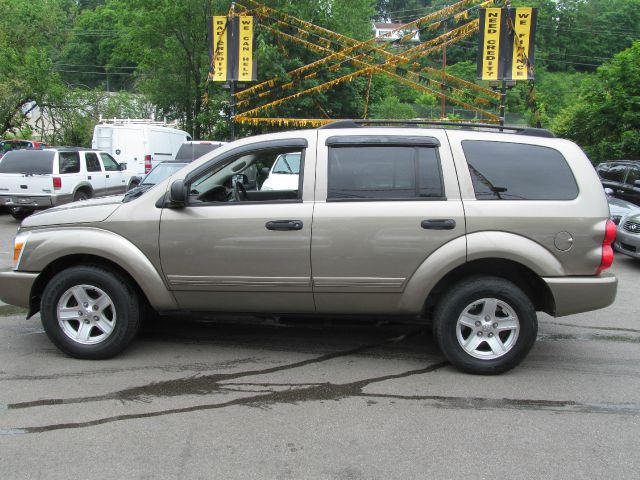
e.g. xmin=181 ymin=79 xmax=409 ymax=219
xmin=0 ymin=147 xmax=137 ymax=220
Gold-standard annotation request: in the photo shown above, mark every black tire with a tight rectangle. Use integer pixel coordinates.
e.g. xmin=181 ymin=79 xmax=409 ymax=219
xmin=9 ymin=207 xmax=33 ymax=220
xmin=73 ymin=189 xmax=91 ymax=202
xmin=40 ymin=265 xmax=141 ymax=359
xmin=434 ymin=276 xmax=537 ymax=375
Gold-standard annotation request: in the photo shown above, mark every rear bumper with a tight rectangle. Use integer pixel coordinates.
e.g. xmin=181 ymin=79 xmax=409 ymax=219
xmin=543 ymin=273 xmax=617 ymax=317
xmin=0 ymin=270 xmax=38 ymax=309
xmin=0 ymin=195 xmax=54 ymax=209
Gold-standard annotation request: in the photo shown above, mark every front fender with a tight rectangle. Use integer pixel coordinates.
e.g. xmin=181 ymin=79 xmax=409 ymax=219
xmin=19 ymin=227 xmax=178 ymax=310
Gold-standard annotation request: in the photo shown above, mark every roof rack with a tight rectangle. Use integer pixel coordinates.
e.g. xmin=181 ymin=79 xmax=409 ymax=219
xmin=97 ymin=116 xmax=179 ymax=127
xmin=319 ymin=119 xmax=555 ymax=138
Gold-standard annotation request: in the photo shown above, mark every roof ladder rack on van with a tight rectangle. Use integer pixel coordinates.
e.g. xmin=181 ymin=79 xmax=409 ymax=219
xmin=97 ymin=116 xmax=179 ymax=128
xmin=319 ymin=119 xmax=555 ymax=138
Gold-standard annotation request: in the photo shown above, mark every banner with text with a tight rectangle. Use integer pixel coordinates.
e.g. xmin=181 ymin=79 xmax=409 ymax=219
xmin=476 ymin=7 xmax=537 ymax=81
xmin=209 ymin=15 xmax=257 ymax=82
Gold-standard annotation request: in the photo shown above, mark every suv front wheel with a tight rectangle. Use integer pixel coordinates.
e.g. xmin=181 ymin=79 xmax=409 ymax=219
xmin=40 ymin=266 xmax=141 ymax=359
xmin=434 ymin=276 xmax=538 ymax=375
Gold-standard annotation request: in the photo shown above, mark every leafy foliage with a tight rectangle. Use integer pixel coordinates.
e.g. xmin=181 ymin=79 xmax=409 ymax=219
xmin=553 ymin=41 xmax=640 ymax=162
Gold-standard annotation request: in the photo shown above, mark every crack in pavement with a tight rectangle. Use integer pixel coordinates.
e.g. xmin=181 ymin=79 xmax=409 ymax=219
xmin=3 ymin=332 xmax=421 ymax=410
xmin=0 ymin=362 xmax=449 ymax=435
xmin=544 ymin=321 xmax=640 ymax=334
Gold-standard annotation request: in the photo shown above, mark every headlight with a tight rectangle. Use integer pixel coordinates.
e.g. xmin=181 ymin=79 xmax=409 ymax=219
xmin=12 ymin=231 xmax=30 ymax=270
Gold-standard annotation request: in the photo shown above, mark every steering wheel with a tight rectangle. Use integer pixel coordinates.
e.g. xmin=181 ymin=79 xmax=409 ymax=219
xmin=233 ymin=180 xmax=248 ymax=202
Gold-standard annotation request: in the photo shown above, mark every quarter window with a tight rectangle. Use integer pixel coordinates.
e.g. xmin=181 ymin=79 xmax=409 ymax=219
xmin=328 ymin=146 xmax=443 ymax=200
xmin=462 ymin=141 xmax=579 ymax=200
xmin=59 ymin=152 xmax=80 ymax=174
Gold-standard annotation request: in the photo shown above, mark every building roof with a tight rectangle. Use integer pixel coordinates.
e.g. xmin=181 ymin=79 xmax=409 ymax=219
xmin=373 ymin=22 xmax=415 ymax=30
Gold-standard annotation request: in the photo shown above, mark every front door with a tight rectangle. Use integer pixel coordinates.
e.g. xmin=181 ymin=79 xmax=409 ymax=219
xmin=158 ymin=135 xmax=316 ymax=313
xmin=100 ymin=153 xmax=128 ymax=194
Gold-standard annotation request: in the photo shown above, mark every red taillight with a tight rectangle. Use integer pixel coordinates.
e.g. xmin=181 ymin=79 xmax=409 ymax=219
xmin=596 ymin=219 xmax=617 ymax=275
xmin=52 ymin=177 xmax=62 ymax=189
xmin=144 ymin=155 xmax=152 ymax=173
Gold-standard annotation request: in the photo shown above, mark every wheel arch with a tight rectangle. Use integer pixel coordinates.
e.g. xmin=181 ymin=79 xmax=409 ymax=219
xmin=23 ymin=228 xmax=178 ymax=317
xmin=423 ymin=258 xmax=556 ymax=318
xmin=72 ymin=182 xmax=94 ymax=198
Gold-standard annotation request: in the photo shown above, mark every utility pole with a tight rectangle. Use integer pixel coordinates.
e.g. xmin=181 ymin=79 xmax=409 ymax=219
xmin=441 ymin=19 xmax=447 ymax=119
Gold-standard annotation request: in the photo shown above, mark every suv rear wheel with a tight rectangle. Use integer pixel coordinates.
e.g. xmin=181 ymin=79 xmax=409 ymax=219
xmin=40 ymin=266 xmax=141 ymax=359
xmin=434 ymin=276 xmax=537 ymax=375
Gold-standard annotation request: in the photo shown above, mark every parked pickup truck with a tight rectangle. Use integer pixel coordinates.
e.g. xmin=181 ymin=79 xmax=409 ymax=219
xmin=0 ymin=147 xmax=137 ymax=219
xmin=0 ymin=121 xmax=618 ymax=374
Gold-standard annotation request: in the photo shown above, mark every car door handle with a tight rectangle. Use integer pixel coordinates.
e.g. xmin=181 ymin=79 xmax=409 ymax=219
xmin=421 ymin=219 xmax=456 ymax=230
xmin=88 ymin=176 xmax=92 ymax=180
xmin=106 ymin=174 xmax=110 ymax=178
xmin=266 ymin=220 xmax=303 ymax=231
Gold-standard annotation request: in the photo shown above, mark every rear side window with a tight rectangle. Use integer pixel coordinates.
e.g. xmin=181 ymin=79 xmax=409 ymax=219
xmin=599 ymin=163 xmax=627 ymax=183
xmin=0 ymin=151 xmax=54 ymax=174
xmin=328 ymin=146 xmax=444 ymax=200
xmin=85 ymin=153 xmax=102 ymax=172
xmin=59 ymin=152 xmax=80 ymax=174
xmin=462 ymin=141 xmax=579 ymax=200
xmin=626 ymin=166 xmax=640 ymax=185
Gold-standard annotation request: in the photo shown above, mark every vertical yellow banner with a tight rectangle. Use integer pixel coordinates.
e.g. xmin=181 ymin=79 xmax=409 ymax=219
xmin=511 ymin=8 xmax=533 ymax=80
xmin=237 ymin=16 xmax=254 ymax=82
xmin=212 ymin=16 xmax=228 ymax=82
xmin=481 ymin=8 xmax=502 ymax=81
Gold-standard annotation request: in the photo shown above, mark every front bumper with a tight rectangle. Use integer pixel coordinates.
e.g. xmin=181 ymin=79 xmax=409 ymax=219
xmin=543 ymin=273 xmax=617 ymax=317
xmin=0 ymin=195 xmax=54 ymax=210
xmin=0 ymin=270 xmax=38 ymax=309
xmin=614 ymin=227 xmax=640 ymax=259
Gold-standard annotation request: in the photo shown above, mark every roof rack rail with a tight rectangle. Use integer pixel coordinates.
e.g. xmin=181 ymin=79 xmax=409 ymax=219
xmin=319 ymin=119 xmax=555 ymax=138
xmin=97 ymin=116 xmax=179 ymax=127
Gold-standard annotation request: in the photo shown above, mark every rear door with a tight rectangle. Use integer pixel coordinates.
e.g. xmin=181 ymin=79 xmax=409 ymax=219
xmin=312 ymin=129 xmax=465 ymax=314
xmin=83 ymin=152 xmax=107 ymax=196
xmin=0 ymin=150 xmax=55 ymax=200
xmin=114 ymin=127 xmax=146 ymax=174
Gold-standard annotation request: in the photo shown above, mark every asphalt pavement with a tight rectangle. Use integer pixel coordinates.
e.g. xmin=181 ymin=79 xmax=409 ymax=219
xmin=0 ymin=211 xmax=638 ymax=479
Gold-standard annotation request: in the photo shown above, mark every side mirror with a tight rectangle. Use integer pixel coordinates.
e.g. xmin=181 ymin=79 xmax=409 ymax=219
xmin=604 ymin=187 xmax=614 ymax=196
xmin=119 ymin=162 xmax=127 ymax=171
xmin=260 ymin=167 xmax=270 ymax=177
xmin=169 ymin=179 xmax=187 ymax=207
xmin=233 ymin=173 xmax=249 ymax=185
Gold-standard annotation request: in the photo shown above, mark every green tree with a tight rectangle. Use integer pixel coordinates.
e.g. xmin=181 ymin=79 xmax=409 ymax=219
xmin=553 ymin=41 xmax=640 ymax=162
xmin=0 ymin=0 xmax=75 ymax=135
xmin=370 ymin=95 xmax=415 ymax=118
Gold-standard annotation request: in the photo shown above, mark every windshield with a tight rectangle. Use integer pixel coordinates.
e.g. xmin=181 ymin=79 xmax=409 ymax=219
xmin=271 ymin=153 xmax=301 ymax=174
xmin=0 ymin=150 xmax=54 ymax=174
xmin=142 ymin=162 xmax=187 ymax=185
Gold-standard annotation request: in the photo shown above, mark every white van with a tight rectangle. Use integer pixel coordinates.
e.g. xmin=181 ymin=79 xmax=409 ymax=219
xmin=92 ymin=119 xmax=191 ymax=175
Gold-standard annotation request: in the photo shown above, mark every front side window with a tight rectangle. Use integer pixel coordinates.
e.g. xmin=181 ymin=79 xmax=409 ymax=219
xmin=188 ymin=148 xmax=304 ymax=204
xmin=462 ymin=141 xmax=579 ymax=200
xmin=625 ymin=166 xmax=640 ymax=186
xmin=100 ymin=153 xmax=119 ymax=171
xmin=327 ymin=146 xmax=443 ymax=200
xmin=59 ymin=152 xmax=80 ymax=174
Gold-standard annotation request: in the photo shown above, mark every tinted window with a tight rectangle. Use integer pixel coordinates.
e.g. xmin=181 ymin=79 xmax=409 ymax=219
xmin=328 ymin=146 xmax=443 ymax=200
xmin=59 ymin=152 xmax=80 ymax=174
xmin=462 ymin=141 xmax=578 ymax=200
xmin=175 ymin=143 xmax=222 ymax=161
xmin=85 ymin=153 xmax=102 ymax=172
xmin=100 ymin=153 xmax=119 ymax=171
xmin=626 ymin=166 xmax=640 ymax=186
xmin=0 ymin=150 xmax=54 ymax=174
xmin=599 ymin=163 xmax=626 ymax=183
